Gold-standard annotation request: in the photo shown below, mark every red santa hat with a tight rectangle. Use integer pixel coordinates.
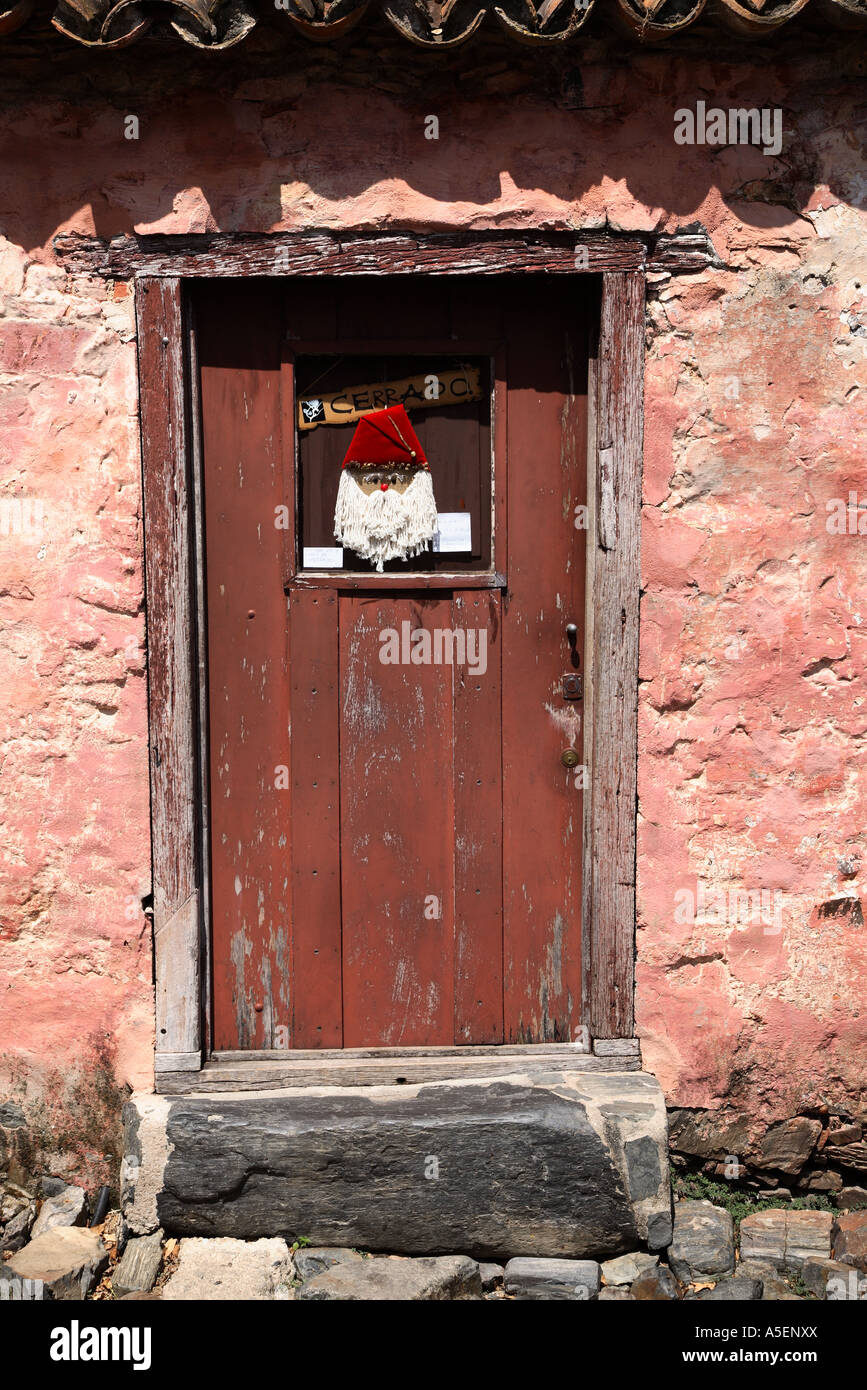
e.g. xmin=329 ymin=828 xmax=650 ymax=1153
xmin=341 ymin=405 xmax=428 ymax=469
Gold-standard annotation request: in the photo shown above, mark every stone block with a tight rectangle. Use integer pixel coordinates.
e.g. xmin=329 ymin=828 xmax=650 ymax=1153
xmin=739 ymin=1209 xmax=832 ymax=1270
xmin=668 ymin=1200 xmax=734 ymax=1281
xmin=293 ymin=1246 xmax=364 ymax=1281
xmin=801 ymin=1256 xmax=862 ymax=1299
xmin=667 ymin=1109 xmax=751 ymax=1162
xmin=504 ymin=1257 xmax=600 ymax=1300
xmin=687 ymin=1277 xmax=763 ymax=1301
xmin=41 ymin=1177 xmax=68 ymax=1198
xmin=737 ymin=1261 xmax=803 ymax=1301
xmin=2 ymin=1228 xmax=108 ymax=1300
xmin=826 ymin=1125 xmax=861 ymax=1147
xmin=111 ymin=1230 xmax=164 ymax=1298
xmin=839 ymin=1187 xmax=867 ymax=1210
xmin=630 ymin=1265 xmax=681 ymax=1300
xmin=296 ymin=1255 xmax=481 ymax=1301
xmin=831 ymin=1211 xmax=867 ymax=1271
xmin=801 ymin=1170 xmax=842 ymax=1193
xmin=31 ymin=1185 xmax=87 ymax=1238
xmin=600 ymin=1251 xmax=658 ymax=1285
xmin=161 ymin=1237 xmax=294 ymax=1300
xmin=825 ymin=1142 xmax=867 ymax=1172
xmin=0 ymin=1188 xmax=31 ymax=1224
xmin=123 ymin=1071 xmax=670 ymax=1261
xmin=754 ymin=1118 xmax=822 ymax=1176
xmin=0 ymin=1202 xmax=35 ymax=1252
xmin=479 ymin=1262 xmax=504 ymax=1290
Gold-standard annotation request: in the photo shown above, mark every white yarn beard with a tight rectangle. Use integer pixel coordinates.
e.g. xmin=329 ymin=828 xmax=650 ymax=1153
xmin=334 ymin=468 xmax=438 ymax=571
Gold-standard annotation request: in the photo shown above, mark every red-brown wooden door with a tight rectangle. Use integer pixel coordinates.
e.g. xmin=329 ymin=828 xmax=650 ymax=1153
xmin=197 ymin=277 xmax=590 ymax=1050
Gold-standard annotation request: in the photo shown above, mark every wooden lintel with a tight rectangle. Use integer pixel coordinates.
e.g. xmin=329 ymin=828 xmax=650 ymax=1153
xmin=54 ymin=229 xmax=725 ymax=282
xmin=54 ymin=230 xmax=647 ymax=280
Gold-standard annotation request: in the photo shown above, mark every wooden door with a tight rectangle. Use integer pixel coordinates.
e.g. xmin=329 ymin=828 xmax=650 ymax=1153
xmin=197 ymin=277 xmax=590 ymax=1051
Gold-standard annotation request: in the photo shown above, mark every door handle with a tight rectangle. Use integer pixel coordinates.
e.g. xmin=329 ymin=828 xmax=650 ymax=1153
xmin=565 ymin=622 xmax=579 ymax=669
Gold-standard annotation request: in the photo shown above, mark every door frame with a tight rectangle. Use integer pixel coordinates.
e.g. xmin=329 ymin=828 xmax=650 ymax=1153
xmin=129 ymin=232 xmax=645 ymax=1079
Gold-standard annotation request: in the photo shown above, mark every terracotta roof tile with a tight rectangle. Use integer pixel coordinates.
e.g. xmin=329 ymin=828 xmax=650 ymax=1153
xmin=0 ymin=0 xmax=864 ymax=47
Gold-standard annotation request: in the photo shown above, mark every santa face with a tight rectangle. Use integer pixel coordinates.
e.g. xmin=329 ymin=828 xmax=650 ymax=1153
xmin=357 ymin=469 xmax=414 ymax=495
xmin=334 ymin=465 xmax=438 ymax=572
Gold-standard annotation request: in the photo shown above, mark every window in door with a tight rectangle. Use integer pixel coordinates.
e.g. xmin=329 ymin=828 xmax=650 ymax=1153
xmin=294 ymin=352 xmax=493 ymax=574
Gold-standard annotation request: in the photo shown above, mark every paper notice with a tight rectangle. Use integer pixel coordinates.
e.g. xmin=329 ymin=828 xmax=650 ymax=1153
xmin=303 ymin=547 xmax=344 ymax=568
xmin=433 ymin=513 xmax=472 ymax=553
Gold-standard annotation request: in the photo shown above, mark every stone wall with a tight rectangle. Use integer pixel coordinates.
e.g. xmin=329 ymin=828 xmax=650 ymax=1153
xmin=669 ymin=1107 xmax=867 ymax=1206
xmin=0 ymin=17 xmax=864 ymax=1183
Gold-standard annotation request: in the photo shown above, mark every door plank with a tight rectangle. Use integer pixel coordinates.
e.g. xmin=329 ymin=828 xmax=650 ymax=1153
xmin=339 ymin=594 xmax=456 ymax=1046
xmin=289 ymin=589 xmax=343 ymax=1047
xmin=501 ymin=293 xmax=587 ymax=1042
xmin=199 ymin=289 xmax=290 ymax=1050
xmin=136 ymin=277 xmax=201 ymax=1066
xmin=453 ymin=589 xmax=503 ymax=1043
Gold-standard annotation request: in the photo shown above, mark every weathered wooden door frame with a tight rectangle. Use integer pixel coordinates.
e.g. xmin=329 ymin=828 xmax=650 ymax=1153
xmin=130 ymin=233 xmax=644 ymax=1079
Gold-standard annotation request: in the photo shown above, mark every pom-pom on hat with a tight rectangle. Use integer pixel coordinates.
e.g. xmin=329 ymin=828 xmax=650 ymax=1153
xmin=341 ymin=404 xmax=428 ymax=470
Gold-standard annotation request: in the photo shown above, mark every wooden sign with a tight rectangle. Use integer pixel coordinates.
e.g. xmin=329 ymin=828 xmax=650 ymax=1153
xmin=298 ymin=365 xmax=482 ymax=430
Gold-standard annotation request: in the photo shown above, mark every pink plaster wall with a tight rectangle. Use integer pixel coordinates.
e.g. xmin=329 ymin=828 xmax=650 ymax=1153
xmin=1 ymin=32 xmax=864 ymax=1180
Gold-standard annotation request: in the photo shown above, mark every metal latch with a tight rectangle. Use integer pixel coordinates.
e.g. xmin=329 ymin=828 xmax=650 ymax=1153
xmin=561 ymin=672 xmax=583 ymax=701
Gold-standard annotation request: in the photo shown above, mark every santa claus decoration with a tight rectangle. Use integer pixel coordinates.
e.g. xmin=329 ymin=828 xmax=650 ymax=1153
xmin=334 ymin=404 xmax=438 ymax=571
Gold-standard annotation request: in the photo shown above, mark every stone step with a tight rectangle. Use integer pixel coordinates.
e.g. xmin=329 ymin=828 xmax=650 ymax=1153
xmin=122 ymin=1068 xmax=671 ymax=1261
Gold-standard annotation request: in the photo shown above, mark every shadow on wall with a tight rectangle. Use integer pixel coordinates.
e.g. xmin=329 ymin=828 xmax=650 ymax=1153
xmin=0 ymin=16 xmax=864 ymax=253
